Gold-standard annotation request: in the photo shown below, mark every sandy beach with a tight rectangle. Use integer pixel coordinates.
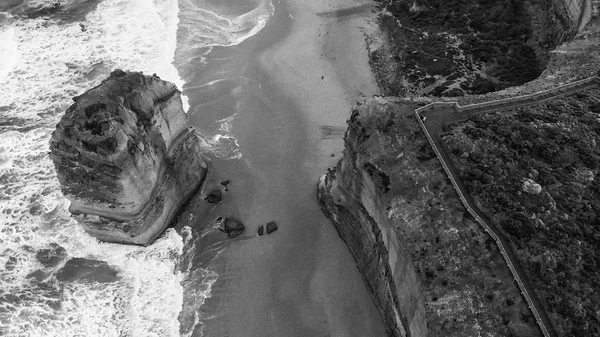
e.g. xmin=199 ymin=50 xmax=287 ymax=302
xmin=179 ymin=0 xmax=384 ymax=336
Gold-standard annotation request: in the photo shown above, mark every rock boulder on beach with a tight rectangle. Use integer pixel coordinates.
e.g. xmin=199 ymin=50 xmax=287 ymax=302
xmin=220 ymin=180 xmax=230 ymax=190
xmin=219 ymin=217 xmax=245 ymax=238
xmin=49 ymin=70 xmax=208 ymax=245
xmin=205 ymin=189 xmax=222 ymax=203
xmin=266 ymin=221 xmax=278 ymax=234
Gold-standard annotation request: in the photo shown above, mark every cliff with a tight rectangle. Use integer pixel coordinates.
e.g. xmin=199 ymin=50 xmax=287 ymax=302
xmin=318 ymin=102 xmax=427 ymax=337
xmin=562 ymin=0 xmax=595 ymax=31
xmin=49 ymin=70 xmax=208 ymax=245
xmin=368 ymin=0 xmax=597 ymax=97
xmin=540 ymin=0 xmax=593 ymax=44
xmin=327 ymin=0 xmax=600 ymax=336
xmin=318 ymin=99 xmax=544 ymax=337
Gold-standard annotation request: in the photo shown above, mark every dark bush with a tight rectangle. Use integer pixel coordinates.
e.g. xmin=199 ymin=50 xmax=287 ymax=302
xmin=442 ymin=89 xmax=600 ymax=336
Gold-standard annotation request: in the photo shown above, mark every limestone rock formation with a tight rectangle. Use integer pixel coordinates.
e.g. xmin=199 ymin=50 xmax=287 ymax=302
xmin=318 ymin=103 xmax=427 ymax=337
xmin=49 ymin=70 xmax=208 ymax=245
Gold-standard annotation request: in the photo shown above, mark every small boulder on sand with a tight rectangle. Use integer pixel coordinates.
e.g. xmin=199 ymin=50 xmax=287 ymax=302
xmin=206 ymin=189 xmax=223 ymax=203
xmin=257 ymin=225 xmax=264 ymax=236
xmin=266 ymin=221 xmax=278 ymax=234
xmin=218 ymin=217 xmax=245 ymax=238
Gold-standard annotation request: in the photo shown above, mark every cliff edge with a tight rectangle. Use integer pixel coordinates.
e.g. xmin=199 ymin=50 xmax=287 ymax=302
xmin=318 ymin=102 xmax=427 ymax=337
xmin=318 ymin=99 xmax=544 ymax=337
xmin=49 ymin=70 xmax=208 ymax=245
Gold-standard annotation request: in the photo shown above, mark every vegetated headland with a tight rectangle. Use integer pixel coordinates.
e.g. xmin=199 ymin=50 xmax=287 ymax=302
xmin=318 ymin=0 xmax=600 ymax=336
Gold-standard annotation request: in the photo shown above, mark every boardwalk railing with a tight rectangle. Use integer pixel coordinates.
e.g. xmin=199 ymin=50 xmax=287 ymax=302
xmin=457 ymin=76 xmax=599 ymax=115
xmin=412 ymin=76 xmax=600 ymax=337
xmin=414 ymin=113 xmax=553 ymax=337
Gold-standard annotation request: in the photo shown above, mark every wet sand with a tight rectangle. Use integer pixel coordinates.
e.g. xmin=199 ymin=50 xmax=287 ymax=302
xmin=177 ymin=0 xmax=384 ymax=336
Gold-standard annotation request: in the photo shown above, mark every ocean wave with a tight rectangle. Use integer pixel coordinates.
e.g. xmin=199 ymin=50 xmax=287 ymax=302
xmin=174 ymin=0 xmax=274 ymax=81
xmin=0 ymin=0 xmax=189 ymax=335
xmin=0 ymin=28 xmax=18 ymax=80
xmin=178 ymin=227 xmax=219 ymax=337
xmin=0 ymin=0 xmax=274 ymax=333
xmin=178 ymin=0 xmax=274 ymax=48
xmin=195 ymin=113 xmax=242 ymax=160
xmin=174 ymin=0 xmax=274 ymax=161
xmin=197 ymin=133 xmax=243 ymax=160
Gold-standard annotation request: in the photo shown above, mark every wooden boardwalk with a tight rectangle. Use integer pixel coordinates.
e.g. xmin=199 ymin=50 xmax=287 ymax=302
xmin=415 ymin=76 xmax=600 ymax=337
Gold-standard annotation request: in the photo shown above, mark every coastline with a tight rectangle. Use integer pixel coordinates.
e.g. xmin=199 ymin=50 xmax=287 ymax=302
xmin=174 ymin=0 xmax=386 ymax=336
xmin=258 ymin=0 xmax=379 ymax=172
xmin=255 ymin=0 xmax=383 ymax=335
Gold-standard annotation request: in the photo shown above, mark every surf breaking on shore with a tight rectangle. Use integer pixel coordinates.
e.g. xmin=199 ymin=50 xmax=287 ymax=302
xmin=0 ymin=0 xmax=272 ymax=335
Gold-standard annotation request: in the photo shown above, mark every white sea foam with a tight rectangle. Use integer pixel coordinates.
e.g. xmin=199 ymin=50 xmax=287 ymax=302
xmin=178 ymin=0 xmax=274 ymax=48
xmin=0 ymin=0 xmax=190 ymax=335
xmin=178 ymin=226 xmax=219 ymax=337
xmin=0 ymin=0 xmax=273 ymax=334
xmin=196 ymin=113 xmax=243 ymax=159
xmin=176 ymin=0 xmax=274 ymax=160
xmin=0 ymin=27 xmax=18 ymax=81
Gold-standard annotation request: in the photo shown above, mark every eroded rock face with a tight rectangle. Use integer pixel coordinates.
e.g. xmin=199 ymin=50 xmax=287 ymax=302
xmin=50 ymin=70 xmax=208 ymax=245
xmin=317 ymin=100 xmax=427 ymax=337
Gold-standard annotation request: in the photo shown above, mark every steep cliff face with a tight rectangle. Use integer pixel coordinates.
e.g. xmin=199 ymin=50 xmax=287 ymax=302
xmin=318 ymin=98 xmax=545 ymax=337
xmin=50 ymin=70 xmax=207 ymax=245
xmin=545 ymin=0 xmax=591 ymax=41
xmin=562 ymin=0 xmax=595 ymax=31
xmin=527 ymin=0 xmax=594 ymax=59
xmin=368 ymin=0 xmax=597 ymax=97
xmin=318 ymin=101 xmax=427 ymax=337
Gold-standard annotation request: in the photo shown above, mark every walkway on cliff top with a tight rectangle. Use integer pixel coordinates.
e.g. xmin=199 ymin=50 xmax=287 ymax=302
xmin=415 ymin=76 xmax=600 ymax=337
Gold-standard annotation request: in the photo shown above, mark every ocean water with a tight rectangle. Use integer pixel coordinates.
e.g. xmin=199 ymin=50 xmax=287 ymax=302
xmin=0 ymin=0 xmax=272 ymax=335
xmin=176 ymin=0 xmax=274 ymax=160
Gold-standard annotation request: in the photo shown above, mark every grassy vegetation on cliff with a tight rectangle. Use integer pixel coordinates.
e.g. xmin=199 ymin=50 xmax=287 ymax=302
xmin=332 ymin=100 xmax=542 ymax=336
xmin=443 ymin=87 xmax=600 ymax=337
xmin=372 ymin=0 xmax=547 ymax=96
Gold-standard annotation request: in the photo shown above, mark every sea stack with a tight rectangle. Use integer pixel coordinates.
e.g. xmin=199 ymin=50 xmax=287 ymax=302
xmin=49 ymin=70 xmax=208 ymax=245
